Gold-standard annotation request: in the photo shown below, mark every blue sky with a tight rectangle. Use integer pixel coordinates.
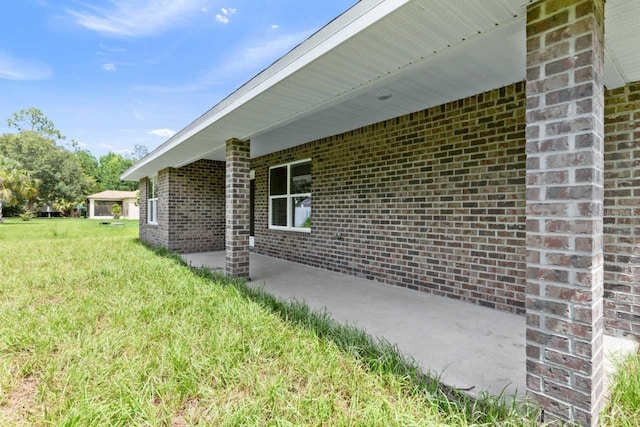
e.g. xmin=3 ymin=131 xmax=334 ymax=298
xmin=0 ymin=0 xmax=356 ymax=157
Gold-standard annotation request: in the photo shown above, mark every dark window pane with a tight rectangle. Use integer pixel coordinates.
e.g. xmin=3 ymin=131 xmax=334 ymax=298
xmin=95 ymin=200 xmax=121 ymax=216
xmin=270 ymin=167 xmax=287 ymax=195
xmin=292 ymin=196 xmax=311 ymax=228
xmin=290 ymin=161 xmax=311 ymax=194
xmin=271 ymin=198 xmax=287 ymax=226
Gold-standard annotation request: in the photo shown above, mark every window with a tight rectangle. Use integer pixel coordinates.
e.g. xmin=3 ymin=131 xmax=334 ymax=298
xmin=269 ymin=159 xmax=311 ymax=231
xmin=95 ymin=200 xmax=121 ymax=217
xmin=147 ymin=176 xmax=158 ymax=224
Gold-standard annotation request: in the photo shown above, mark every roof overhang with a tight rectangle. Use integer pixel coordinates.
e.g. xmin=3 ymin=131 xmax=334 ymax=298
xmin=87 ymin=191 xmax=137 ymax=200
xmin=122 ymin=0 xmax=640 ymax=181
xmin=88 ymin=197 xmax=134 ymax=201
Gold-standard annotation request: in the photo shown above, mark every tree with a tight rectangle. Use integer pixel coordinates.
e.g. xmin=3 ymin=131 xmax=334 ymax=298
xmin=96 ymin=152 xmax=137 ymax=191
xmin=73 ymin=148 xmax=141 ymax=192
xmin=129 ymin=144 xmax=148 ymax=161
xmin=0 ymin=132 xmax=93 ymax=208
xmin=7 ymin=108 xmax=65 ymax=140
xmin=2 ymin=108 xmax=138 ymax=214
xmin=74 ymin=148 xmax=99 ymax=191
xmin=0 ymin=157 xmax=38 ymax=223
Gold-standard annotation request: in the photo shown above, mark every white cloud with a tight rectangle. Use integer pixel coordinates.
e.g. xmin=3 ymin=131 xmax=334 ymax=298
xmin=133 ymin=29 xmax=312 ymax=94
xmin=133 ymin=112 xmax=144 ymax=121
xmin=103 ymin=63 xmax=117 ymax=72
xmin=67 ymin=0 xmax=210 ymax=37
xmin=148 ymin=128 xmax=176 ymax=138
xmin=216 ymin=7 xmax=236 ymax=24
xmin=215 ymin=14 xmax=229 ymax=24
xmin=271 ymin=24 xmax=279 ymax=30
xmin=0 ymin=50 xmax=52 ymax=81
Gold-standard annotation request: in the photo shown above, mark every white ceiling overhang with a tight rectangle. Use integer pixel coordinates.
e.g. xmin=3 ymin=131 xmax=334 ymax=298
xmin=122 ymin=0 xmax=640 ymax=181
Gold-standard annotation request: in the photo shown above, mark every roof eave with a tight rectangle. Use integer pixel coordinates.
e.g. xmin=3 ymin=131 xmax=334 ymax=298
xmin=121 ymin=0 xmax=412 ymax=181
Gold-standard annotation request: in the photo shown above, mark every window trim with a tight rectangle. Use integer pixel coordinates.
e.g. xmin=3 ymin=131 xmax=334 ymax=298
xmin=268 ymin=158 xmax=311 ymax=233
xmin=147 ymin=176 xmax=158 ymax=225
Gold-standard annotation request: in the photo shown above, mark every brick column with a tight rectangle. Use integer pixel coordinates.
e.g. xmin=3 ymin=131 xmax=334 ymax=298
xmin=225 ymin=138 xmax=250 ymax=278
xmin=525 ymin=0 xmax=605 ymax=425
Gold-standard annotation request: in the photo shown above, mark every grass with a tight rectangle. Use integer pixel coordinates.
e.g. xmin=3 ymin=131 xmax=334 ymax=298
xmin=602 ymin=351 xmax=640 ymax=427
xmin=0 ymin=218 xmax=542 ymax=425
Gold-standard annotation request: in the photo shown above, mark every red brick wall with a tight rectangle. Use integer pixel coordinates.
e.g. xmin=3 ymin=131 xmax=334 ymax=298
xmin=604 ymin=82 xmax=640 ymax=337
xmin=252 ymin=82 xmax=529 ymax=314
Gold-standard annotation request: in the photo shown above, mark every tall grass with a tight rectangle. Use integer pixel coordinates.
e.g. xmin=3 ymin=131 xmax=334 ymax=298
xmin=184 ymin=261 xmax=537 ymax=426
xmin=602 ymin=352 xmax=640 ymax=426
xmin=0 ymin=219 xmax=542 ymax=425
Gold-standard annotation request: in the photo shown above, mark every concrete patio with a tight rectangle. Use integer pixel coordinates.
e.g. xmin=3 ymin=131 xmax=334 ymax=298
xmin=182 ymin=251 xmax=637 ymax=400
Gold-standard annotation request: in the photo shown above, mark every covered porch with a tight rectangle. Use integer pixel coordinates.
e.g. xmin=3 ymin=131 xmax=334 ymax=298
xmin=123 ymin=0 xmax=640 ymax=423
xmin=182 ymin=251 xmax=637 ymax=400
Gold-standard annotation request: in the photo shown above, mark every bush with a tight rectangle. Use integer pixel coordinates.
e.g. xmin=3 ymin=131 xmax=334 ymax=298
xmin=19 ymin=211 xmax=34 ymax=221
xmin=111 ymin=203 xmax=122 ymax=219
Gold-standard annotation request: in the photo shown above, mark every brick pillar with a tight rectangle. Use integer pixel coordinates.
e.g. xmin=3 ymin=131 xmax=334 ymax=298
xmin=525 ymin=0 xmax=605 ymax=425
xmin=225 ymin=138 xmax=250 ymax=278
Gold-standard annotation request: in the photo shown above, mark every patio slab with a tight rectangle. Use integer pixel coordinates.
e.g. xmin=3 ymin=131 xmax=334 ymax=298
xmin=182 ymin=251 xmax=638 ymax=400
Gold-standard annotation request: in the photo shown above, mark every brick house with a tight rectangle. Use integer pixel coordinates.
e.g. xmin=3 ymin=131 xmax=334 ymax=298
xmin=122 ymin=0 xmax=639 ymax=424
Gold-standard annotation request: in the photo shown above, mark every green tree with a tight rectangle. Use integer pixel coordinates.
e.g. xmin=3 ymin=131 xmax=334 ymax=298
xmin=0 ymin=132 xmax=93 ymax=209
xmin=2 ymin=109 xmax=139 ymax=214
xmin=96 ymin=152 xmax=137 ymax=191
xmin=73 ymin=148 xmax=141 ymax=192
xmin=0 ymin=157 xmax=38 ymax=223
xmin=74 ymin=148 xmax=99 ymax=191
xmin=7 ymin=108 xmax=65 ymax=140
xmin=75 ymin=149 xmax=99 ymax=176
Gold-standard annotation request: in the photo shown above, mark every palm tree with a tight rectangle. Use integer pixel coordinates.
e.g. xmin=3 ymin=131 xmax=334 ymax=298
xmin=0 ymin=169 xmax=15 ymax=223
xmin=0 ymin=175 xmax=11 ymax=223
xmin=0 ymin=164 xmax=39 ymax=223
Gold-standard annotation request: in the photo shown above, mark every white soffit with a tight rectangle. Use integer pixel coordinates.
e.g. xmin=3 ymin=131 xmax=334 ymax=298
xmin=212 ymin=0 xmax=528 ymax=161
xmin=249 ymin=10 xmax=526 ymax=158
xmin=604 ymin=0 xmax=640 ymax=89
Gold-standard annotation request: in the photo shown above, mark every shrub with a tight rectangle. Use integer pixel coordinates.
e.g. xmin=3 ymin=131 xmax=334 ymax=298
xmin=111 ymin=203 xmax=122 ymax=219
xmin=19 ymin=211 xmax=34 ymax=221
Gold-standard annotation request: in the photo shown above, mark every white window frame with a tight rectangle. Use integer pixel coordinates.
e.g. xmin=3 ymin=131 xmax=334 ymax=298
xmin=147 ymin=176 xmax=158 ymax=225
xmin=268 ymin=159 xmax=311 ymax=232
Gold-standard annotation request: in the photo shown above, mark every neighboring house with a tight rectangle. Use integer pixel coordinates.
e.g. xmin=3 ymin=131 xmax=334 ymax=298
xmin=121 ymin=1 xmax=639 ymax=424
xmin=87 ymin=190 xmax=139 ymax=220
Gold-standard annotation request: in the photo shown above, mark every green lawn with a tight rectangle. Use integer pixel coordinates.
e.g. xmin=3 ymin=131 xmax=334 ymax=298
xmin=0 ymin=218 xmax=590 ymax=425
